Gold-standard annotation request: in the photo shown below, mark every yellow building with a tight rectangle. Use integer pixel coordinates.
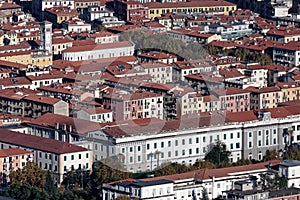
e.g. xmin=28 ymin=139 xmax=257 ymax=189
xmin=277 ymin=82 xmax=300 ymax=102
xmin=145 ymin=0 xmax=237 ymax=18
xmin=0 ymin=50 xmax=53 ymax=67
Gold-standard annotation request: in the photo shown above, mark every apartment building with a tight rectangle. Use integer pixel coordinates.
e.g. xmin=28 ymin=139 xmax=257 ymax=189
xmin=140 ymin=62 xmax=173 ymax=84
xmin=114 ymin=0 xmax=148 ymax=21
xmin=74 ymin=107 xmax=113 ymax=123
xmin=273 ymin=41 xmax=300 ymax=67
xmin=0 ymin=148 xmax=34 ymax=184
xmin=137 ymin=51 xmax=178 ymax=64
xmin=213 ymin=88 xmax=251 ymax=112
xmin=145 ymin=0 xmax=236 ymax=18
xmin=31 ymin=0 xmax=75 ymax=20
xmin=277 ymin=82 xmax=300 ymax=102
xmin=246 ymin=86 xmax=282 ymax=110
xmin=279 ymin=160 xmax=300 ymax=188
xmin=102 ymin=89 xmax=164 ymax=121
xmin=0 ymin=128 xmax=92 ymax=185
xmin=266 ymin=27 xmax=300 ymax=44
xmin=43 ymin=7 xmax=79 ymax=26
xmin=62 ymin=18 xmax=91 ymax=33
xmin=0 ymin=89 xmax=69 ymax=118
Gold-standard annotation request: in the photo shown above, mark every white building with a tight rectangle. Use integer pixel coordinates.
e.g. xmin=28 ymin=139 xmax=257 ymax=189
xmin=32 ymin=0 xmax=75 ymax=20
xmin=62 ymin=18 xmax=91 ymax=33
xmin=279 ymin=160 xmax=300 ymax=188
xmin=273 ymin=41 xmax=300 ymax=67
xmin=74 ymin=107 xmax=113 ymax=123
xmin=62 ymin=41 xmax=135 ymax=61
xmin=102 ymin=160 xmax=281 ymax=200
xmin=0 ymin=128 xmax=92 ymax=185
xmin=140 ymin=62 xmax=173 ymax=84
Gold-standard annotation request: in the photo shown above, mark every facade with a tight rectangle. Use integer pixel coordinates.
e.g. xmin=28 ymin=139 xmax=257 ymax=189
xmin=102 ymin=160 xmax=281 ymax=200
xmin=44 ymin=7 xmax=79 ymax=26
xmin=279 ymin=160 xmax=300 ymax=188
xmin=62 ymin=41 xmax=135 ymax=61
xmin=273 ymin=42 xmax=300 ymax=67
xmin=103 ymin=89 xmax=164 ymax=121
xmin=74 ymin=108 xmax=113 ymax=123
xmin=140 ymin=62 xmax=173 ymax=84
xmin=145 ymin=1 xmax=236 ymax=19
xmin=0 ymin=148 xmax=34 ymax=184
xmin=31 ymin=0 xmax=75 ymax=20
xmin=114 ymin=0 xmax=148 ymax=21
xmin=0 ymin=128 xmax=92 ymax=185
xmin=62 ymin=18 xmax=91 ymax=33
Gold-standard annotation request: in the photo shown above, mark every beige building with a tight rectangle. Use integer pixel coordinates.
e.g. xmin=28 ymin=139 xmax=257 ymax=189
xmin=0 ymin=128 xmax=92 ymax=185
xmin=140 ymin=62 xmax=173 ymax=84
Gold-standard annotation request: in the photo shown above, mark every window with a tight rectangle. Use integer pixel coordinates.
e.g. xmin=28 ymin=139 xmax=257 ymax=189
xmin=147 ymin=144 xmax=150 ymax=150
xmin=175 ymin=140 xmax=178 ymax=146
xmin=168 ymin=151 xmax=171 ymax=157
xmin=258 ymin=131 xmax=262 ymax=136
xmin=175 ymin=150 xmax=178 ymax=156
xmin=236 ymin=143 xmax=240 ymax=148
xmin=182 ymin=139 xmax=185 ymax=145
xmin=237 ymin=132 xmax=240 ymax=138
xmin=137 ymin=146 xmax=141 ymax=151
xmin=168 ymin=141 xmax=171 ymax=147
xmin=249 ymin=141 xmax=252 ymax=148
xmin=71 ymin=155 xmax=74 ymax=160
xmin=182 ymin=150 xmax=185 ymax=156
xmin=130 ymin=147 xmax=133 ymax=152
xmin=161 ymin=142 xmax=164 ymax=148
xmin=86 ymin=153 xmax=89 ymax=158
xmin=64 ymin=156 xmax=67 ymax=161
xmin=196 ymin=138 xmax=199 ymax=143
xmin=130 ymin=157 xmax=133 ymax=163
xmin=258 ymin=140 xmax=262 ymax=146
xmin=189 ymin=149 xmax=192 ymax=154
xmin=196 ymin=148 xmax=199 ymax=154
xmin=230 ymin=144 xmax=234 ymax=149
xmin=224 ymin=134 xmax=227 ymax=140
xmin=189 ymin=138 xmax=192 ymax=144
xmin=203 ymin=137 xmax=206 ymax=143
xmin=154 ymin=143 xmax=157 ymax=149
xmin=138 ymin=156 xmax=141 ymax=162
xmin=249 ymin=132 xmax=252 ymax=137
xmin=230 ymin=133 xmax=233 ymax=139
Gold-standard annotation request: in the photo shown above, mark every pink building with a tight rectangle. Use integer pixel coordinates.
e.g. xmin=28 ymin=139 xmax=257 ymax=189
xmin=0 ymin=148 xmax=34 ymax=184
xmin=103 ymin=88 xmax=163 ymax=121
xmin=213 ymin=88 xmax=251 ymax=112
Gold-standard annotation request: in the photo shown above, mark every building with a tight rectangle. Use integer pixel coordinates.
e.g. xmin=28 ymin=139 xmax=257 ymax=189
xmin=62 ymin=41 xmax=135 ymax=61
xmin=102 ymin=89 xmax=164 ymax=121
xmin=279 ymin=160 xmax=300 ymax=188
xmin=102 ymin=160 xmax=281 ymax=200
xmin=31 ymin=0 xmax=75 ymax=20
xmin=114 ymin=0 xmax=148 ymax=21
xmin=0 ymin=89 xmax=69 ymax=118
xmin=266 ymin=27 xmax=300 ymax=44
xmin=62 ymin=18 xmax=91 ymax=33
xmin=0 ymin=128 xmax=92 ymax=185
xmin=137 ymin=51 xmax=178 ymax=64
xmin=44 ymin=7 xmax=79 ymax=26
xmin=74 ymin=107 xmax=113 ymax=123
xmin=273 ymin=42 xmax=300 ymax=67
xmin=145 ymin=0 xmax=236 ymax=19
xmin=0 ymin=148 xmax=34 ymax=184
xmin=140 ymin=62 xmax=173 ymax=84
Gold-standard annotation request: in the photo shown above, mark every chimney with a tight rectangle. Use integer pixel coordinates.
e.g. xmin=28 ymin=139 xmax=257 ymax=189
xmin=55 ymin=122 xmax=59 ymax=129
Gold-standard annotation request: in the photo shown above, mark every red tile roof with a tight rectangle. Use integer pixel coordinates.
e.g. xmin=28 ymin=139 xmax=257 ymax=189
xmin=0 ymin=128 xmax=89 ymax=154
xmin=63 ymin=41 xmax=133 ymax=53
xmin=144 ymin=0 xmax=235 ymax=9
xmin=0 ymin=148 xmax=32 ymax=157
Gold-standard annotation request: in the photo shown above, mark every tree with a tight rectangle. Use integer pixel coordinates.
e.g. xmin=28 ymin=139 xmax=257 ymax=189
xmin=192 ymin=160 xmax=216 ymax=169
xmin=204 ymin=43 xmax=219 ymax=55
xmin=204 ymin=140 xmax=231 ymax=167
xmin=234 ymin=159 xmax=252 ymax=166
xmin=44 ymin=171 xmax=57 ymax=198
xmin=5 ymin=182 xmax=49 ymax=200
xmin=284 ymin=147 xmax=300 ymax=160
xmin=263 ymin=149 xmax=279 ymax=161
xmin=116 ymin=195 xmax=131 ymax=200
xmin=9 ymin=162 xmax=47 ymax=189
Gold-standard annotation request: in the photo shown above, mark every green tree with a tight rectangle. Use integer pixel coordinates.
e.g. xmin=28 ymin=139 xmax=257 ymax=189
xmin=234 ymin=159 xmax=252 ymax=166
xmin=44 ymin=171 xmax=57 ymax=198
xmin=204 ymin=43 xmax=219 ymax=55
xmin=5 ymin=182 xmax=49 ymax=200
xmin=9 ymin=162 xmax=47 ymax=189
xmin=192 ymin=160 xmax=216 ymax=169
xmin=204 ymin=140 xmax=231 ymax=167
xmin=116 ymin=195 xmax=131 ymax=200
xmin=284 ymin=147 xmax=300 ymax=160
xmin=263 ymin=149 xmax=279 ymax=161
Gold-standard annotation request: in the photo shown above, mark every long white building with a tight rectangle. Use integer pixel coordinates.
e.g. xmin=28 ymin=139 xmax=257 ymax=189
xmin=62 ymin=41 xmax=135 ymax=61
